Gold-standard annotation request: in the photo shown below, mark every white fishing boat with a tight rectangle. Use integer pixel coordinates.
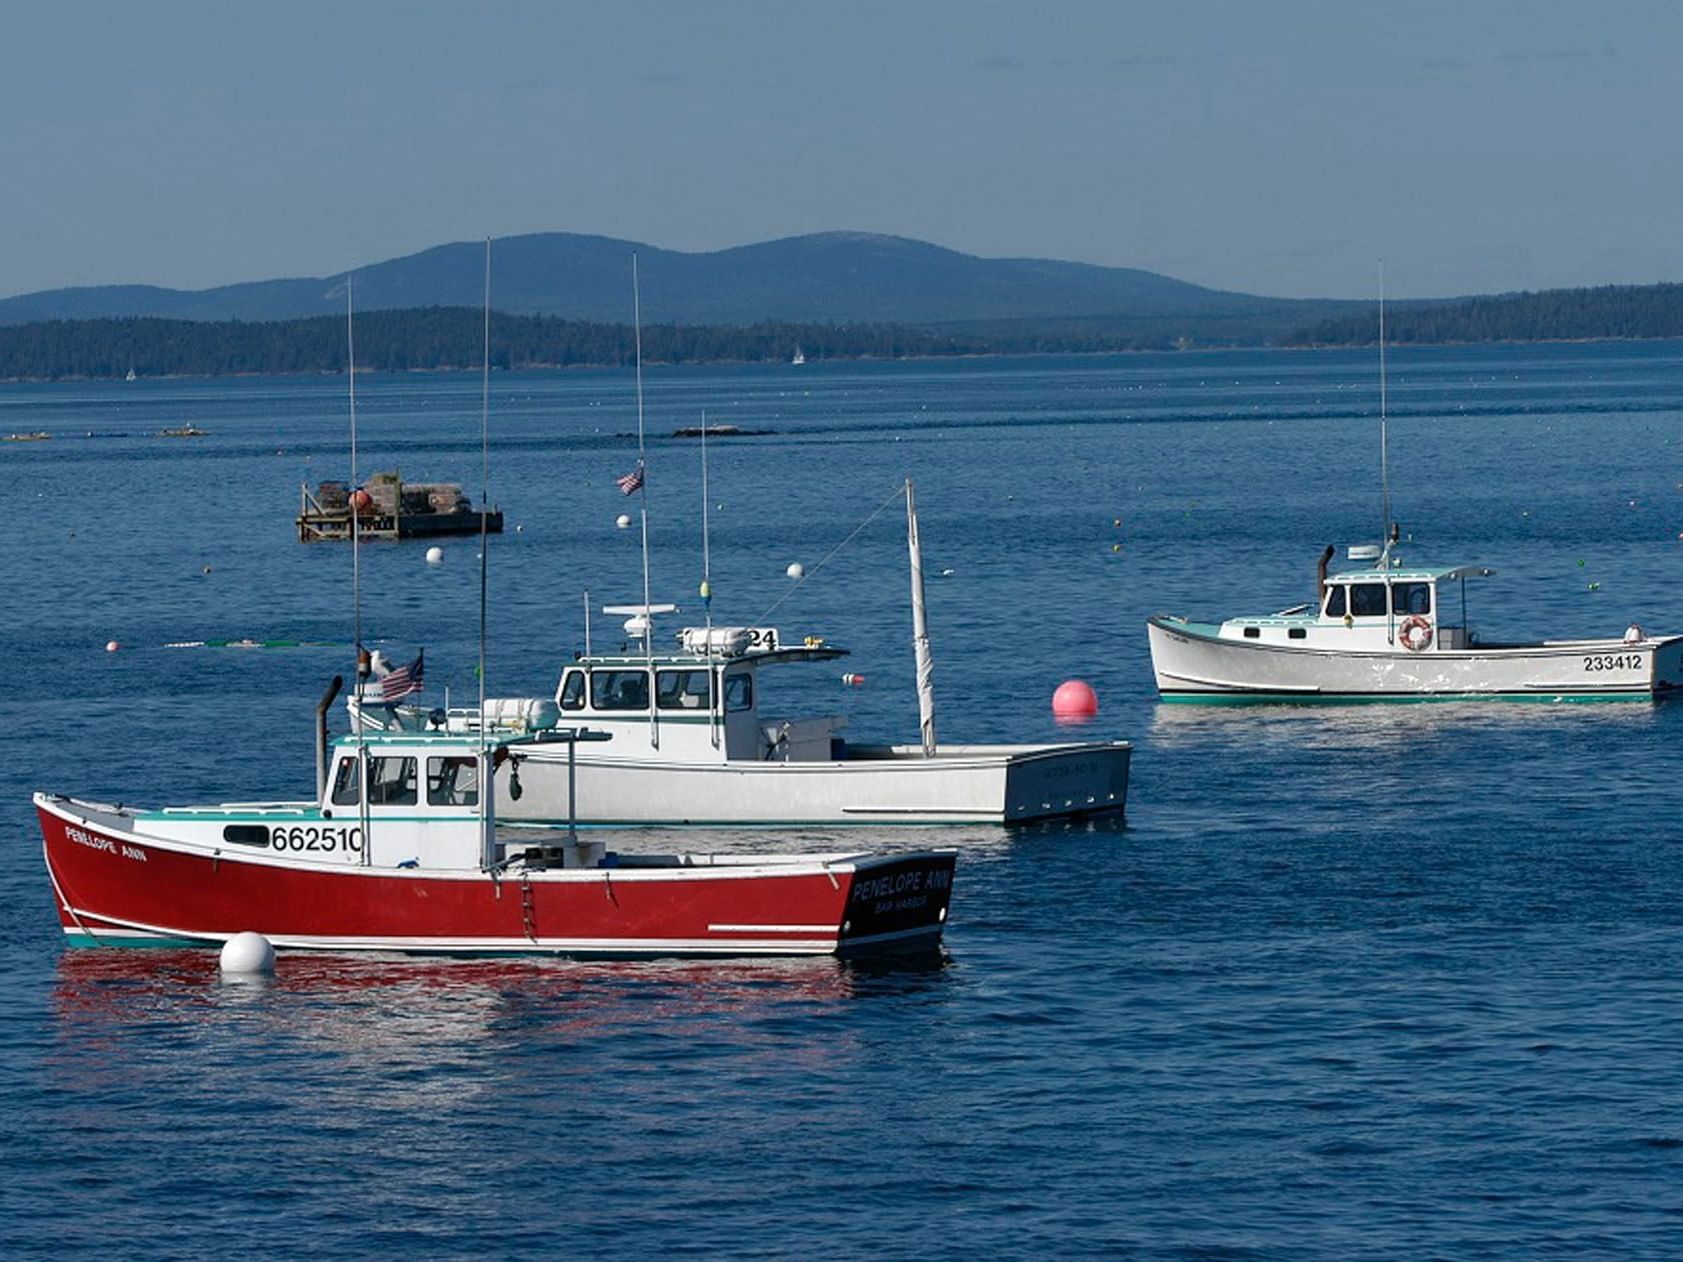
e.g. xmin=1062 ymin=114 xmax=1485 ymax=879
xmin=359 ymin=260 xmax=1127 ymax=824
xmin=1148 ymin=545 xmax=1683 ymax=703
xmin=1148 ymin=275 xmax=1683 ymax=704
xmin=354 ymin=480 xmax=1130 ymax=825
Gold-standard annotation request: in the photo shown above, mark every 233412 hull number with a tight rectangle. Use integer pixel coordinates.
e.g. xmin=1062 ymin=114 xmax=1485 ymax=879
xmin=1583 ymin=654 xmax=1644 ymax=673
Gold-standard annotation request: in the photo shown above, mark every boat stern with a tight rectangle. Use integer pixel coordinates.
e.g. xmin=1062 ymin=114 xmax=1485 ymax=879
xmin=836 ymin=851 xmax=956 ymax=955
xmin=1000 ymin=742 xmax=1131 ymax=822
xmin=1651 ymin=634 xmax=1683 ymax=696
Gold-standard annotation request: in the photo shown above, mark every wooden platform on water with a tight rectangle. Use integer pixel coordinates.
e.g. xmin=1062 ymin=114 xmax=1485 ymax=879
xmin=297 ymin=475 xmax=504 ymax=543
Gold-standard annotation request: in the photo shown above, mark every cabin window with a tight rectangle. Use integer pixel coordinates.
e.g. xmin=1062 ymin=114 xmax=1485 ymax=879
xmin=330 ymin=755 xmax=361 ymax=805
xmin=558 ymin=670 xmax=586 ymax=711
xmin=591 ymin=669 xmax=650 ymax=710
xmin=724 ymin=672 xmax=753 ymax=712
xmin=427 ymin=756 xmax=479 ymax=807
xmin=1288 ymin=627 xmax=1307 ymax=639
xmin=223 ymin=825 xmax=270 ymax=846
xmin=1350 ymin=584 xmax=1388 ymax=617
xmin=1242 ymin=625 xmax=1260 ymax=638
xmin=658 ymin=669 xmax=712 ymax=710
xmin=368 ymin=756 xmax=418 ymax=806
xmin=1324 ymin=586 xmax=1346 ymax=618
xmin=1393 ymin=583 xmax=1431 ymax=615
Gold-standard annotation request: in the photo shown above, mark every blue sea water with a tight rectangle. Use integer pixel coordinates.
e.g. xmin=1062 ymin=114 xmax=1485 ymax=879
xmin=6 ymin=342 xmax=1683 ymax=1257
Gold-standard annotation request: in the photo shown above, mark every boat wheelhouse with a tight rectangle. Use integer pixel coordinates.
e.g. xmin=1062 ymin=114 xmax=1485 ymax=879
xmin=35 ymin=723 xmax=956 ymax=957
xmin=1147 ymin=549 xmax=1683 ymax=703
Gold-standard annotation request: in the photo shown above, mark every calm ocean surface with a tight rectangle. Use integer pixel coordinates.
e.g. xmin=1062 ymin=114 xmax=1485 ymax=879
xmin=6 ymin=342 xmax=1683 ymax=1257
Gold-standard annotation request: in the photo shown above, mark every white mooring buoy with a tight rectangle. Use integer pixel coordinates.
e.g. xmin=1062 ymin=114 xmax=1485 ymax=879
xmin=786 ymin=562 xmax=805 ymax=579
xmin=425 ymin=546 xmax=444 ymax=565
xmin=220 ymin=931 xmax=276 ymax=975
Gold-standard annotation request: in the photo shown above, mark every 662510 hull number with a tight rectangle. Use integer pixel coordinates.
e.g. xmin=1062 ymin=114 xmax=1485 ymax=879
xmin=270 ymin=825 xmax=362 ymax=853
xmin=1584 ymin=654 xmax=1644 ymax=672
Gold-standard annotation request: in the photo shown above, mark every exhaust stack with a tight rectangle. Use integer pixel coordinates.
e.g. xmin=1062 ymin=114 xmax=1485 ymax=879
xmin=316 ymin=675 xmax=345 ymax=795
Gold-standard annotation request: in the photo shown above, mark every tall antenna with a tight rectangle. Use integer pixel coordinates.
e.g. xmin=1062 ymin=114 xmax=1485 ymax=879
xmin=632 ymin=253 xmax=656 ymax=745
xmin=700 ymin=407 xmax=713 ymax=638
xmin=700 ymin=408 xmax=718 ymax=749
xmin=479 ymin=241 xmax=491 ymax=712
xmin=348 ymin=278 xmax=361 ymax=665
xmin=346 ymin=276 xmax=370 ymax=866
xmin=1378 ymin=259 xmax=1391 ymax=565
xmin=478 ymin=238 xmax=492 ymax=863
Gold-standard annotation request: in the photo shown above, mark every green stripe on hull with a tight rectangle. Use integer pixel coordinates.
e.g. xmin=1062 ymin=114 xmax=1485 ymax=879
xmin=1161 ymin=691 xmax=1656 ymax=705
xmin=516 ymin=817 xmax=1001 ymax=828
xmin=62 ymin=931 xmax=205 ymax=948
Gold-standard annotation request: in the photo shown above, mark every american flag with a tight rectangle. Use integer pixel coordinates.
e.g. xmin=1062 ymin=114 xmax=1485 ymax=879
xmin=616 ymin=463 xmax=645 ymax=495
xmin=381 ymin=648 xmax=424 ymax=702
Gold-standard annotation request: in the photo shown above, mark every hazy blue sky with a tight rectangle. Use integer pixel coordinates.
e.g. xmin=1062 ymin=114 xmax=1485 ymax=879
xmin=5 ymin=0 xmax=1680 ymax=300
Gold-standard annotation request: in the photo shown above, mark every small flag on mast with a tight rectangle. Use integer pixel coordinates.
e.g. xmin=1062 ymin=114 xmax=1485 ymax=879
xmin=616 ymin=463 xmax=645 ymax=495
xmin=381 ymin=648 xmax=424 ymax=702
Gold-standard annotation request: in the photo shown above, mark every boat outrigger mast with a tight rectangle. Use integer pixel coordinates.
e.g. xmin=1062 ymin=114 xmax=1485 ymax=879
xmin=344 ymin=276 xmax=373 ymax=867
xmin=1378 ymin=260 xmax=1394 ymax=570
xmin=478 ymin=237 xmax=493 ymax=869
xmin=631 ymin=252 xmax=658 ymax=749
xmin=907 ymin=479 xmax=937 ymax=758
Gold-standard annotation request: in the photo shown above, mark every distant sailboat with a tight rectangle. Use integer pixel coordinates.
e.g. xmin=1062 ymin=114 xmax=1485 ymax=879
xmin=124 ymin=367 xmax=137 ymax=382
xmin=791 ymin=346 xmax=806 ymax=366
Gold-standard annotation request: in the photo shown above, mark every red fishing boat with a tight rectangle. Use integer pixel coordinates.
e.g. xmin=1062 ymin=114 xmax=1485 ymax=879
xmin=35 ymin=254 xmax=955 ymax=960
xmin=35 ymin=714 xmax=955 ymax=959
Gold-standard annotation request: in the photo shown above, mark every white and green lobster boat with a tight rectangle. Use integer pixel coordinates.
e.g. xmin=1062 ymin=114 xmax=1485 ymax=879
xmin=353 ymin=482 xmax=1129 ymax=825
xmin=356 ymin=626 xmax=1128 ymax=825
xmin=1148 ymin=545 xmax=1683 ymax=704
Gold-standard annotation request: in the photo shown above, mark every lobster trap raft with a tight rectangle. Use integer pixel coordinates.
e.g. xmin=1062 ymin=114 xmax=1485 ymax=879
xmin=297 ymin=472 xmax=504 ymax=543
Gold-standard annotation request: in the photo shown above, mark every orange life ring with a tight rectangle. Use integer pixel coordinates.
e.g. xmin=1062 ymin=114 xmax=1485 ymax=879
xmin=1399 ymin=615 xmax=1433 ymax=652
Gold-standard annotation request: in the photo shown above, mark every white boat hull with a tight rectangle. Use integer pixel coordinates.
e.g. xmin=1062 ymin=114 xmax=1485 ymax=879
xmin=496 ymin=742 xmax=1131 ymax=826
xmin=1148 ymin=617 xmax=1683 ymax=702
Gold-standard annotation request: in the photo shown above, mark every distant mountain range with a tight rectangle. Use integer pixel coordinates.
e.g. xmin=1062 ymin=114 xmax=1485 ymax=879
xmin=0 ymin=230 xmax=1361 ymax=332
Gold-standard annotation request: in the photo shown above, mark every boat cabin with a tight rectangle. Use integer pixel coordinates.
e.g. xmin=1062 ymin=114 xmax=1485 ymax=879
xmin=551 ymin=626 xmax=850 ymax=764
xmin=133 ymin=729 xmax=607 ymax=872
xmin=1216 ymin=563 xmax=1497 ymax=652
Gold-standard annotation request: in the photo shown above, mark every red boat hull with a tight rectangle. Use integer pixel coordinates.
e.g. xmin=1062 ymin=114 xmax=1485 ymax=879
xmin=36 ymin=798 xmax=953 ymax=958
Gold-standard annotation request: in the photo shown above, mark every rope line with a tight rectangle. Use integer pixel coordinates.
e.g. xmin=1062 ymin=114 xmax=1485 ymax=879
xmin=753 ymin=482 xmax=907 ymax=625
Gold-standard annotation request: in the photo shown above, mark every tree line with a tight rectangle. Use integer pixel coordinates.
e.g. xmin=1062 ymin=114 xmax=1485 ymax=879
xmin=0 ymin=306 xmax=1320 ymax=381
xmin=0 ymin=309 xmax=994 ymax=380
xmin=10 ymin=283 xmax=1679 ymax=380
xmin=1287 ymin=282 xmax=1683 ymax=346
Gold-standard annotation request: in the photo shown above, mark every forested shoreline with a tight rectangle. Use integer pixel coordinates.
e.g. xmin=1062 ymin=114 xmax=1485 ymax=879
xmin=0 ymin=308 xmax=1227 ymax=381
xmin=6 ymin=281 xmax=1683 ymax=381
xmin=1287 ymin=282 xmax=1683 ymax=346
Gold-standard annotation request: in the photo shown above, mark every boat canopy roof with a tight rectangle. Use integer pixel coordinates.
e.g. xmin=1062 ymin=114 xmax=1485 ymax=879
xmin=575 ymin=644 xmax=850 ymax=668
xmin=1327 ymin=564 xmax=1496 ymax=584
xmin=331 ymin=728 xmax=608 ymax=753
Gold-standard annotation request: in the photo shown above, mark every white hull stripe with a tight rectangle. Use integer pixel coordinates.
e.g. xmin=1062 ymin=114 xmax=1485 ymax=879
xmin=60 ymin=923 xmax=944 ymax=955
xmin=58 ymin=906 xmax=957 ymax=955
xmin=707 ymin=923 xmax=837 ymax=933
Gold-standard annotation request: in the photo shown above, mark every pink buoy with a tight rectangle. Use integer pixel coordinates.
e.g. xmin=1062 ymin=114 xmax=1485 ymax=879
xmin=1052 ymin=678 xmax=1098 ymax=719
xmin=349 ymin=488 xmax=373 ymax=512
xmin=105 ymin=640 xmax=120 ymax=653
